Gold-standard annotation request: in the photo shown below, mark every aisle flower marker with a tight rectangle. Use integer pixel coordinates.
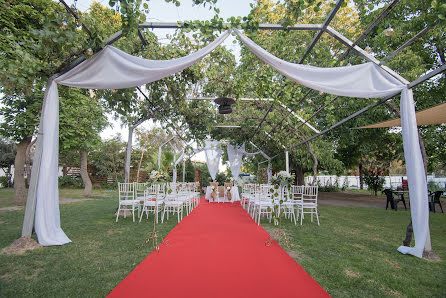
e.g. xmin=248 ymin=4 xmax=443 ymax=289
xmin=267 ymin=171 xmax=295 ymax=246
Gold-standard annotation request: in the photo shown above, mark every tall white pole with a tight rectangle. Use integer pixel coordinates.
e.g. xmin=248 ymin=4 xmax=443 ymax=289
xmin=285 ymin=151 xmax=289 ymax=173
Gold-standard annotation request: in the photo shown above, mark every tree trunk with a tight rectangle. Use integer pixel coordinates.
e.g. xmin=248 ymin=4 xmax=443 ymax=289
xmin=303 ymin=140 xmax=318 ymax=185
xmin=136 ymin=149 xmax=145 ymax=183
xmin=25 ymin=138 xmax=36 ymax=188
xmin=359 ymin=162 xmax=364 ymax=189
xmin=14 ymin=137 xmax=32 ymax=205
xmin=294 ymin=165 xmax=305 ymax=185
xmin=80 ymin=151 xmax=92 ymax=197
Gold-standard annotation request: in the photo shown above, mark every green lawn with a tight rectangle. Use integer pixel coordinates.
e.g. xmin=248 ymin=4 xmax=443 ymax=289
xmin=0 ymin=189 xmax=445 ymax=297
xmin=0 ymin=189 xmax=177 ymax=297
xmin=264 ymin=207 xmax=446 ymax=297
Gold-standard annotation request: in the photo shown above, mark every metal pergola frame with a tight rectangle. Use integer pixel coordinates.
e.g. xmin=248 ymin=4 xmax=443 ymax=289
xmin=53 ymin=0 xmax=445 ymax=167
xmin=21 ymin=0 xmax=442 ymax=239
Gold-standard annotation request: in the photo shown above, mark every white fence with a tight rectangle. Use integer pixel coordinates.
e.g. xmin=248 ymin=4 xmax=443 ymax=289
xmin=305 ymin=175 xmax=446 ymax=190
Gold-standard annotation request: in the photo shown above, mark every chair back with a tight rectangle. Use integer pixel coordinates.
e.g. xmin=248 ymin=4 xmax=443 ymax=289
xmin=134 ymin=182 xmax=147 ymax=200
xmin=302 ymin=185 xmax=318 ymax=204
xmin=118 ymin=182 xmax=134 ymax=201
xmin=383 ymin=189 xmax=394 ymax=200
xmin=434 ymin=191 xmax=443 ymax=201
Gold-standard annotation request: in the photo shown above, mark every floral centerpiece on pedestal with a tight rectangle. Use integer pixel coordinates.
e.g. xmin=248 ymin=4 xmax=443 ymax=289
xmin=271 ymin=171 xmax=295 ymax=187
xmin=149 ymin=170 xmax=167 ymax=183
xmin=269 ymin=171 xmax=295 ymax=242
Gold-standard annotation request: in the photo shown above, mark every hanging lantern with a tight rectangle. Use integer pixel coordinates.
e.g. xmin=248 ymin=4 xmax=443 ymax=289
xmin=86 ymin=48 xmax=94 ymax=56
xmin=364 ymin=45 xmax=372 ymax=54
xmin=384 ymin=24 xmax=394 ymax=36
xmin=111 ymin=89 xmax=117 ymax=94
xmin=61 ymin=20 xmax=68 ymax=30
xmin=214 ymin=97 xmax=235 ymax=114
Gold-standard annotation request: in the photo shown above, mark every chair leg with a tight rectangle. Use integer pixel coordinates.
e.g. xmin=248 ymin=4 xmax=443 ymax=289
xmin=438 ymin=201 xmax=444 ymax=213
xmin=300 ymin=208 xmax=303 ymax=225
xmin=315 ymin=208 xmax=320 ymax=226
xmin=116 ymin=205 xmax=121 ymax=222
xmin=139 ymin=206 xmax=145 ymax=223
xmin=402 ymin=199 xmax=407 ymax=210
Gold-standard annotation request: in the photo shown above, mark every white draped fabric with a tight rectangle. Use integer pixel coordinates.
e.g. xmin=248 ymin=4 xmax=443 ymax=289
xmin=172 ymin=151 xmax=185 ymax=184
xmin=204 ymin=140 xmax=222 ymax=181
xmin=33 ymin=31 xmax=230 ymax=246
xmin=235 ymin=30 xmax=428 ymax=258
xmin=227 ymin=143 xmax=245 ymax=184
xmin=33 ymin=28 xmax=428 ymax=258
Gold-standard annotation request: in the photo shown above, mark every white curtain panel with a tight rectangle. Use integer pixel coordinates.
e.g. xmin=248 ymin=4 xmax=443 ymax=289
xmin=204 ymin=140 xmax=222 ymax=182
xmin=235 ymin=30 xmax=428 ymax=258
xmin=227 ymin=143 xmax=245 ymax=184
xmin=33 ymin=31 xmax=230 ymax=246
xmin=172 ymin=151 xmax=185 ymax=184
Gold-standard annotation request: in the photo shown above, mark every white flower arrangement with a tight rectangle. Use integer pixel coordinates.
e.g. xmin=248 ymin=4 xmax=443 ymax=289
xmin=271 ymin=171 xmax=295 ymax=186
xmin=226 ymin=186 xmax=231 ymax=191
xmin=149 ymin=170 xmax=167 ymax=182
xmin=211 ymin=186 xmax=215 ymax=190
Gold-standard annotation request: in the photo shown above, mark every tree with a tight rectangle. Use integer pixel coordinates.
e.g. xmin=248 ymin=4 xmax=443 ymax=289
xmin=90 ymin=136 xmax=126 ymax=182
xmin=0 ymin=0 xmax=114 ymax=204
xmin=59 ymin=87 xmax=108 ymax=196
xmin=0 ymin=139 xmax=16 ymax=188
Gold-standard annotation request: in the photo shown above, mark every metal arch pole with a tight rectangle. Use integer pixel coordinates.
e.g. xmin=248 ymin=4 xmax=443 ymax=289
xmin=299 ymin=0 xmax=344 ymax=64
xmin=268 ymin=63 xmax=446 ymax=160
xmin=183 ymin=159 xmax=186 ymax=182
xmin=124 ymin=117 xmax=148 ymax=183
xmin=285 ymin=151 xmax=290 ymax=173
xmin=338 ymin=0 xmax=401 ymax=62
xmin=381 ymin=23 xmax=436 ymax=64
xmin=250 ymin=103 xmax=274 ymax=140
xmin=326 ymin=26 xmax=410 ymax=85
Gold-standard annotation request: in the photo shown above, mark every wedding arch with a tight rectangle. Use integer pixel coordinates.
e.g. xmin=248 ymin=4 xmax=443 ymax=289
xmin=20 ymin=13 xmax=444 ymax=259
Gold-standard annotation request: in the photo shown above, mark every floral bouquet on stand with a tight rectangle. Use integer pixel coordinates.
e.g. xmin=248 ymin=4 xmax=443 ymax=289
xmin=271 ymin=171 xmax=295 ymax=187
xmin=149 ymin=170 xmax=168 ymax=183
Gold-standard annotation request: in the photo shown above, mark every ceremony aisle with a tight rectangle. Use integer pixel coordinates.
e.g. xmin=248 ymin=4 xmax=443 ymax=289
xmin=108 ymin=199 xmax=329 ymax=297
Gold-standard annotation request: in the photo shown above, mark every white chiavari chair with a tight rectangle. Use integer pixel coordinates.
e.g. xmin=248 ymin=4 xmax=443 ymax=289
xmin=116 ymin=182 xmax=138 ymax=222
xmin=298 ymin=185 xmax=319 ymax=225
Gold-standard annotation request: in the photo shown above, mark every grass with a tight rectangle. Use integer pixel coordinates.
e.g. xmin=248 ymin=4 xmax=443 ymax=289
xmin=264 ymin=206 xmax=446 ymax=297
xmin=346 ymin=188 xmax=387 ymax=198
xmin=0 ymin=189 xmax=445 ymax=297
xmin=0 ymin=189 xmax=177 ymax=297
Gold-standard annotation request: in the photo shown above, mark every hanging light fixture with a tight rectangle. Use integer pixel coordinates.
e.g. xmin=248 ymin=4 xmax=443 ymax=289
xmin=86 ymin=48 xmax=94 ymax=56
xmin=214 ymin=97 xmax=236 ymax=114
xmin=111 ymin=89 xmax=117 ymax=94
xmin=364 ymin=45 xmax=372 ymax=54
xmin=384 ymin=24 xmax=394 ymax=36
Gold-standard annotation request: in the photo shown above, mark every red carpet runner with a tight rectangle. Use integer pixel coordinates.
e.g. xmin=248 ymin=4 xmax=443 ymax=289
xmin=108 ymin=199 xmax=329 ymax=297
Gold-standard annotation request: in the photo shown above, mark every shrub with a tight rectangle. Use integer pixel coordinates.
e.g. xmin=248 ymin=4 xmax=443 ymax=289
xmin=58 ymin=175 xmax=83 ymax=188
xmin=363 ymin=172 xmax=385 ymax=196
xmin=427 ymin=181 xmax=443 ymax=192
xmin=0 ymin=176 xmax=12 ymax=188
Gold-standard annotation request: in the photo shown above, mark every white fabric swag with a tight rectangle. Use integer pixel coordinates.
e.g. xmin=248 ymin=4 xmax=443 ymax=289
xmin=34 ymin=29 xmax=427 ymax=259
xmin=203 ymin=140 xmax=222 ymax=182
xmin=234 ymin=30 xmax=428 ymax=258
xmin=227 ymin=143 xmax=245 ymax=184
xmin=34 ymin=30 xmax=231 ymax=246
xmin=172 ymin=151 xmax=185 ymax=184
